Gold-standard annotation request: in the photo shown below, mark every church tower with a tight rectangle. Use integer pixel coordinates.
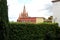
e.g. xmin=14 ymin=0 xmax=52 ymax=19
xmin=20 ymin=5 xmax=28 ymax=18
xmin=17 ymin=5 xmax=28 ymax=22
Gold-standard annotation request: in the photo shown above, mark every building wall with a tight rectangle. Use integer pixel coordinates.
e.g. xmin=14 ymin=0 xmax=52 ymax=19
xmin=17 ymin=17 xmax=45 ymax=24
xmin=17 ymin=18 xmax=36 ymax=23
xmin=36 ymin=18 xmax=44 ymax=23
xmin=52 ymin=2 xmax=60 ymax=26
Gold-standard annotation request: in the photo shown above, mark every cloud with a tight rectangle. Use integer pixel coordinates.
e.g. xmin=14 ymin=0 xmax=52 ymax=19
xmin=7 ymin=0 xmax=20 ymax=21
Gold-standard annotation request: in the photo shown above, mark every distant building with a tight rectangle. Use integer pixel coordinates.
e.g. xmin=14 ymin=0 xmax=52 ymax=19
xmin=17 ymin=5 xmax=45 ymax=23
xmin=52 ymin=0 xmax=60 ymax=26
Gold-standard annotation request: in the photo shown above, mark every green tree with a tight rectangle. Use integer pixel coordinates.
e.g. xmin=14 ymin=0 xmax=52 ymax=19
xmin=56 ymin=27 xmax=60 ymax=40
xmin=0 ymin=0 xmax=9 ymax=40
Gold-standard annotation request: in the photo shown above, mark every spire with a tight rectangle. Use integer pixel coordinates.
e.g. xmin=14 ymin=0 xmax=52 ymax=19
xmin=19 ymin=5 xmax=28 ymax=18
xmin=24 ymin=5 xmax=25 ymax=10
xmin=23 ymin=5 xmax=26 ymax=13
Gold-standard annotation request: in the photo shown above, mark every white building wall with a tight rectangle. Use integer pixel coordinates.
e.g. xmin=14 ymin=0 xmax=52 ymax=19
xmin=52 ymin=2 xmax=60 ymax=26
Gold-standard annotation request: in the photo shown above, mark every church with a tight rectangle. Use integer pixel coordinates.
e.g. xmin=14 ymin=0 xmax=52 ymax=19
xmin=17 ymin=5 xmax=45 ymax=23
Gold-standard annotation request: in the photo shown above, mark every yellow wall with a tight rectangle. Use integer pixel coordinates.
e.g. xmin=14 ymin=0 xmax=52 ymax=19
xmin=36 ymin=18 xmax=44 ymax=23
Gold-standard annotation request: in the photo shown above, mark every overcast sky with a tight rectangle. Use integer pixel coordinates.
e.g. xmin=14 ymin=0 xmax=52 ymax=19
xmin=7 ymin=0 xmax=52 ymax=22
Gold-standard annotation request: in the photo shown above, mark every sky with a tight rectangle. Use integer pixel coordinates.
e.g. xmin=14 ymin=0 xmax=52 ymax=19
xmin=7 ymin=0 xmax=52 ymax=22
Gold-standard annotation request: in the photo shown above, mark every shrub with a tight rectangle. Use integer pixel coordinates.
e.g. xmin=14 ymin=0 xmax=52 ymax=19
xmin=8 ymin=23 xmax=58 ymax=40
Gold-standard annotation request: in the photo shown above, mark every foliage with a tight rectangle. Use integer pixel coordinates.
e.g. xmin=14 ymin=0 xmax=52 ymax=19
xmin=55 ymin=27 xmax=60 ymax=40
xmin=0 ymin=0 xmax=9 ymax=40
xmin=8 ymin=23 xmax=58 ymax=40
